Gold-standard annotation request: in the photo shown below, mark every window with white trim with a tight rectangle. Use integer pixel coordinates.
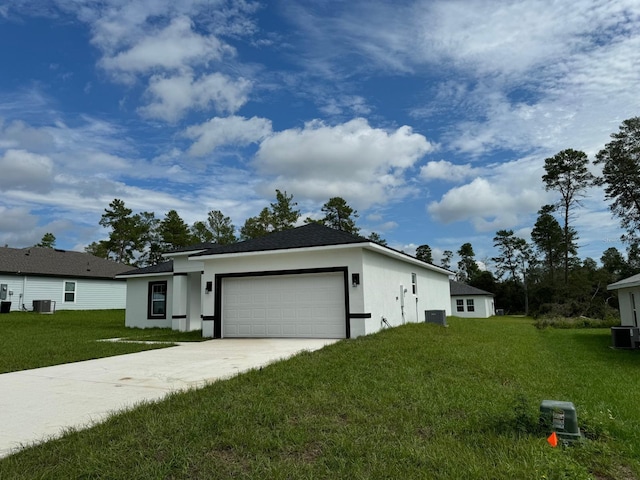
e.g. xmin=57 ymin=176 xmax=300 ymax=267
xmin=466 ymin=299 xmax=475 ymax=312
xmin=64 ymin=281 xmax=76 ymax=303
xmin=456 ymin=299 xmax=464 ymax=312
xmin=411 ymin=273 xmax=418 ymax=295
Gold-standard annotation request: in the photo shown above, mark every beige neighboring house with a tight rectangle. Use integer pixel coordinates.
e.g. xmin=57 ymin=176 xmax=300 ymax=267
xmin=450 ymin=280 xmax=495 ymax=318
xmin=0 ymin=246 xmax=131 ymax=312
xmin=118 ymin=224 xmax=454 ymax=339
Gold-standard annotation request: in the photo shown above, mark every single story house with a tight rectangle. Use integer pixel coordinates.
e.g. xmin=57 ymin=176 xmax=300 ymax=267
xmin=449 ymin=280 xmax=495 ymax=318
xmin=0 ymin=246 xmax=131 ymax=312
xmin=118 ymin=224 xmax=453 ymax=339
xmin=607 ymin=273 xmax=640 ymax=328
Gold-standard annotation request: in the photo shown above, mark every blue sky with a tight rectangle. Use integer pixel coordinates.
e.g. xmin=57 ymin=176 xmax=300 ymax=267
xmin=1 ymin=0 xmax=639 ymax=268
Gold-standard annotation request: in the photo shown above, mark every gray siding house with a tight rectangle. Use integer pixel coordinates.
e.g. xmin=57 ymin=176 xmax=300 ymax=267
xmin=0 ymin=246 xmax=131 ymax=312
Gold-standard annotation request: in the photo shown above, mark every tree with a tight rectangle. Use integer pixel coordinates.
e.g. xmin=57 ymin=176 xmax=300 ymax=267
xmin=85 ymin=240 xmax=109 ymax=258
xmin=531 ymin=205 xmax=565 ymax=283
xmin=36 ymin=233 xmax=56 ymax=248
xmin=456 ymin=242 xmax=480 ymax=283
xmin=600 ymin=247 xmax=627 ymax=279
xmin=492 ymin=230 xmax=529 ymax=282
xmin=192 ymin=210 xmax=237 ymax=244
xmin=240 ymin=207 xmax=273 ymax=240
xmin=97 ymin=198 xmax=155 ymax=265
xmin=240 ymin=190 xmax=301 ymax=240
xmin=542 ymin=149 xmax=594 ymax=284
xmin=158 ymin=210 xmax=192 ymax=250
xmin=440 ymin=250 xmax=453 ymax=270
xmin=595 ymin=117 xmax=640 ymax=246
xmin=367 ymin=232 xmax=387 ymax=245
xmin=317 ymin=197 xmax=359 ymax=234
xmin=415 ymin=244 xmax=433 ymax=263
xmin=270 ymin=190 xmax=300 ymax=232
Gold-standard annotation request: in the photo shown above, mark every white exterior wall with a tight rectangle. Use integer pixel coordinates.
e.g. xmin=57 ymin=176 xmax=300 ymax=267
xmin=0 ymin=275 xmax=125 ymax=311
xmin=615 ymin=287 xmax=640 ymax=327
xmin=200 ymin=245 xmax=450 ymax=338
xmin=124 ymin=275 xmax=173 ymax=329
xmin=361 ymin=249 xmax=451 ymax=334
xmin=201 ymin=246 xmax=365 ymax=320
xmin=451 ymin=295 xmax=494 ymax=318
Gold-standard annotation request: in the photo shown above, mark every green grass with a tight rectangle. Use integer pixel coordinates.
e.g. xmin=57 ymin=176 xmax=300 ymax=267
xmin=0 ymin=309 xmax=205 ymax=373
xmin=2 ymin=316 xmax=640 ymax=479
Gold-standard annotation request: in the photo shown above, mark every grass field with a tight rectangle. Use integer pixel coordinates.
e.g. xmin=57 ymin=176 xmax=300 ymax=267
xmin=1 ymin=316 xmax=639 ymax=479
xmin=0 ymin=309 xmax=204 ymax=373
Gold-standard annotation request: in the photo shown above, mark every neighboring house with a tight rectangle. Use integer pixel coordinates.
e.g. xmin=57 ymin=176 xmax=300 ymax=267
xmin=450 ymin=280 xmax=495 ymax=318
xmin=118 ymin=224 xmax=452 ymax=339
xmin=0 ymin=246 xmax=131 ymax=312
xmin=607 ymin=273 xmax=640 ymax=328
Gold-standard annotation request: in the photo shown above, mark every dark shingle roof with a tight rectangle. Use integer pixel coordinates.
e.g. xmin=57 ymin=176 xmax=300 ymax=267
xmin=190 ymin=223 xmax=369 ymax=257
xmin=165 ymin=243 xmax=218 ymax=254
xmin=449 ymin=280 xmax=494 ymax=296
xmin=0 ymin=246 xmax=132 ymax=279
xmin=118 ymin=260 xmax=174 ymax=277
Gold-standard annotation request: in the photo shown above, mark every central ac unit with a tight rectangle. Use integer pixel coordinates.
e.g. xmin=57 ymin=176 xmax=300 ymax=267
xmin=611 ymin=326 xmax=640 ymax=349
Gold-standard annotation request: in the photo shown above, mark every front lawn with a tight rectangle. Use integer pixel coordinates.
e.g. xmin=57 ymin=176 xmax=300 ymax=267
xmin=0 ymin=309 xmax=204 ymax=373
xmin=1 ymin=316 xmax=639 ymax=479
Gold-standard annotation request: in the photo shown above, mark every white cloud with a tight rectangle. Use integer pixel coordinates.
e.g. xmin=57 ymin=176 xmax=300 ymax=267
xmin=255 ymin=118 xmax=433 ymax=208
xmin=0 ymin=149 xmax=54 ymax=193
xmin=99 ymin=15 xmax=232 ymax=78
xmin=185 ymin=116 xmax=272 ymax=156
xmin=139 ymin=72 xmax=252 ymax=122
xmin=0 ymin=120 xmax=55 ymax=152
xmin=420 ymin=160 xmax=483 ymax=183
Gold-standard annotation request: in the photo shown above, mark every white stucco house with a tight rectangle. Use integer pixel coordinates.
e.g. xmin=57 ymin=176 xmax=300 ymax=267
xmin=0 ymin=246 xmax=130 ymax=312
xmin=449 ymin=280 xmax=495 ymax=318
xmin=118 ymin=224 xmax=453 ymax=339
xmin=607 ymin=273 xmax=640 ymax=328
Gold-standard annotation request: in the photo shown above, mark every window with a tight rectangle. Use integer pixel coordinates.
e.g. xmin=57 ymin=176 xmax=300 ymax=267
xmin=632 ymin=293 xmax=638 ymax=327
xmin=466 ymin=299 xmax=475 ymax=312
xmin=64 ymin=281 xmax=76 ymax=302
xmin=456 ymin=299 xmax=464 ymax=312
xmin=411 ymin=273 xmax=418 ymax=295
xmin=148 ymin=281 xmax=167 ymax=319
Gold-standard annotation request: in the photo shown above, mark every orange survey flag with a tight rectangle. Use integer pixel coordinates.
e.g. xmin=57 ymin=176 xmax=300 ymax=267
xmin=547 ymin=432 xmax=558 ymax=447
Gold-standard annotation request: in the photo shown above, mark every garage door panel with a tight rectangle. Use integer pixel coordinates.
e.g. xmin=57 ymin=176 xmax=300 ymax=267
xmin=223 ymin=272 xmax=345 ymax=338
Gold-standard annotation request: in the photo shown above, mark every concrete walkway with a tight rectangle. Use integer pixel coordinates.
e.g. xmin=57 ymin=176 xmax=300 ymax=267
xmin=0 ymin=338 xmax=337 ymax=458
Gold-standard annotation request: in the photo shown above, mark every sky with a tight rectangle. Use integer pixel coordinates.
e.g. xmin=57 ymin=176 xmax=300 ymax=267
xmin=1 ymin=0 xmax=639 ymax=269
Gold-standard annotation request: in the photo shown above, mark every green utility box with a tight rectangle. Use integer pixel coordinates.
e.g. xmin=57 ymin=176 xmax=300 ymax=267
xmin=540 ymin=400 xmax=581 ymax=443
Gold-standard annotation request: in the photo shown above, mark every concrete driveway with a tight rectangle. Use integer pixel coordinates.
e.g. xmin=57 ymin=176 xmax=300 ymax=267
xmin=0 ymin=338 xmax=337 ymax=458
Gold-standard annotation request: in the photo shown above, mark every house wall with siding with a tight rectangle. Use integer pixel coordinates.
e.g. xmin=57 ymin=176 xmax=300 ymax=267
xmin=0 ymin=275 xmax=125 ymax=311
xmin=614 ymin=287 xmax=640 ymax=328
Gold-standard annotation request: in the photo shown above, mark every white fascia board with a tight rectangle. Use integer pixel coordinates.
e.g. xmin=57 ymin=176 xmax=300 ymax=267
xmin=163 ymin=250 xmax=208 ymax=259
xmin=115 ymin=272 xmax=171 ymax=279
xmin=363 ymin=243 xmax=454 ymax=275
xmin=189 ymin=243 xmax=365 ymax=261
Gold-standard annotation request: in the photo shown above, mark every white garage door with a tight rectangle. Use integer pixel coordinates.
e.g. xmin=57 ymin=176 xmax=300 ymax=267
xmin=222 ymin=272 xmax=346 ymax=338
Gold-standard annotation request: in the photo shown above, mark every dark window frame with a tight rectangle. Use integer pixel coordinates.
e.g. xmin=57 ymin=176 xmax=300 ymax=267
xmin=456 ymin=299 xmax=464 ymax=312
xmin=466 ymin=298 xmax=475 ymax=312
xmin=148 ymin=281 xmax=168 ymax=319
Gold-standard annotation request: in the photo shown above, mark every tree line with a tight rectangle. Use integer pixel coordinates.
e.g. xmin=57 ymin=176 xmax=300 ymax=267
xmin=416 ymin=117 xmax=640 ymax=318
xmin=84 ymin=191 xmax=374 ymax=266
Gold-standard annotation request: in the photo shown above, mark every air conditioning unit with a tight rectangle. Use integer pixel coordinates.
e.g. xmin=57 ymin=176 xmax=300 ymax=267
xmin=611 ymin=326 xmax=640 ymax=349
xmin=425 ymin=310 xmax=447 ymax=327
xmin=32 ymin=300 xmax=53 ymax=314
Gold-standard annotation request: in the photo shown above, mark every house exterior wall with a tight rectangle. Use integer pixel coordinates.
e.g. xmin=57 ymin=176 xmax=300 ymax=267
xmin=124 ymin=274 xmax=173 ymax=329
xmin=200 ymin=245 xmax=450 ymax=338
xmin=450 ymin=295 xmax=494 ymax=318
xmin=0 ymin=274 xmax=125 ymax=311
xmin=615 ymin=287 xmax=640 ymax=327
xmin=361 ymin=249 xmax=451 ymax=334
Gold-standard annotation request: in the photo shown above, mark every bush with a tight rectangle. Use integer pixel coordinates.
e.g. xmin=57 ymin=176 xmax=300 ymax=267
xmin=533 ymin=315 xmax=620 ymax=330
